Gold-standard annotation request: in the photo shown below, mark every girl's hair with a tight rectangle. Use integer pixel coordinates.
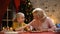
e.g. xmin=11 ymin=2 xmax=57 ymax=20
xmin=32 ymin=8 xmax=47 ymax=18
xmin=13 ymin=12 xmax=24 ymax=22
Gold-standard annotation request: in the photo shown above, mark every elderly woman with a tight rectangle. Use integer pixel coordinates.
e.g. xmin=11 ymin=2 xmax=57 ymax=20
xmin=28 ymin=8 xmax=56 ymax=32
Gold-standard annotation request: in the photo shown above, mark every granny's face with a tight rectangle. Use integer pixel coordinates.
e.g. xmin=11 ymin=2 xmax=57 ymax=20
xmin=17 ymin=15 xmax=25 ymax=23
xmin=33 ymin=11 xmax=44 ymax=19
xmin=33 ymin=13 xmax=39 ymax=19
xmin=39 ymin=11 xmax=44 ymax=18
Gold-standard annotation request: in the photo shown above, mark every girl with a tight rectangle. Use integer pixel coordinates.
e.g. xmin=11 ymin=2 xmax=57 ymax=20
xmin=13 ymin=12 xmax=31 ymax=31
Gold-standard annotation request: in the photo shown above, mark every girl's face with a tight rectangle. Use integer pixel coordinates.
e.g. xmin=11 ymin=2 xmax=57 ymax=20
xmin=17 ymin=15 xmax=25 ymax=23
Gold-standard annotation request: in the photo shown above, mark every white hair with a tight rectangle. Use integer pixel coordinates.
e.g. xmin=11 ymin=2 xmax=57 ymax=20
xmin=32 ymin=8 xmax=44 ymax=13
xmin=32 ymin=8 xmax=47 ymax=18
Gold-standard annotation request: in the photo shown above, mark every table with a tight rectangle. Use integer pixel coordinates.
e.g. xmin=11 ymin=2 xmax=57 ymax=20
xmin=18 ymin=32 xmax=59 ymax=34
xmin=0 ymin=31 xmax=60 ymax=34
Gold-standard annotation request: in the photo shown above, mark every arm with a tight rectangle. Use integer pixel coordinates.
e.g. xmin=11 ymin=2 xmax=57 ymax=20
xmin=15 ymin=19 xmax=35 ymax=31
xmin=47 ymin=18 xmax=56 ymax=31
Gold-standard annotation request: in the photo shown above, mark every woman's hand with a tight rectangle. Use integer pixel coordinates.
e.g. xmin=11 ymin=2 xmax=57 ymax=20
xmin=40 ymin=29 xmax=54 ymax=32
xmin=48 ymin=29 xmax=54 ymax=32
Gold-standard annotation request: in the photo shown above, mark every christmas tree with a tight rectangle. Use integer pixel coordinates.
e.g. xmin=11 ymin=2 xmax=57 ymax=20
xmin=18 ymin=0 xmax=34 ymax=24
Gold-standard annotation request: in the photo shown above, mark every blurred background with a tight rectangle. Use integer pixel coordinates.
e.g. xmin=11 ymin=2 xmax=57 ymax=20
xmin=0 ymin=0 xmax=60 ymax=31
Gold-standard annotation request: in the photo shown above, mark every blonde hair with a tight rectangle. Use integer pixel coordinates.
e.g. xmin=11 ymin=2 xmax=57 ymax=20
xmin=32 ymin=8 xmax=47 ymax=18
xmin=13 ymin=12 xmax=25 ymax=22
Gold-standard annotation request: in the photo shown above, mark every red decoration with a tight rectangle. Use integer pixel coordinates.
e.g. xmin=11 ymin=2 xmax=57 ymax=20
xmin=0 ymin=0 xmax=20 ymax=30
xmin=14 ymin=0 xmax=20 ymax=13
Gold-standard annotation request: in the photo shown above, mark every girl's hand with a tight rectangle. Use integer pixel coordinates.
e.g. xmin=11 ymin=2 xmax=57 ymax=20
xmin=15 ymin=27 xmax=23 ymax=31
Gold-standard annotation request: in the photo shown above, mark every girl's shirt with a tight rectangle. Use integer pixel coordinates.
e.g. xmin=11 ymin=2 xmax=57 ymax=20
xmin=13 ymin=22 xmax=29 ymax=31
